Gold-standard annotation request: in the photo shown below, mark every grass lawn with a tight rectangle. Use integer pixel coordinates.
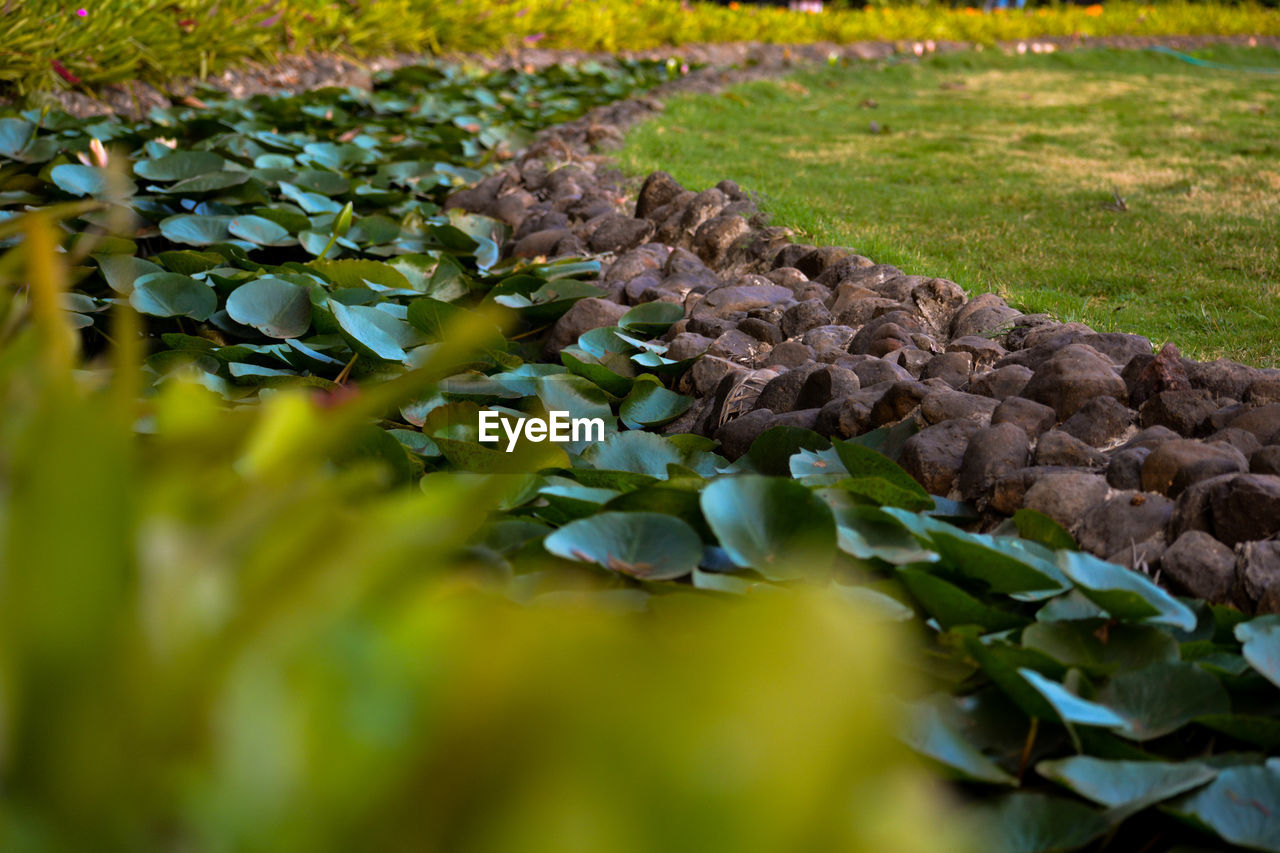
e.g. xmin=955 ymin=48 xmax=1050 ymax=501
xmin=618 ymin=46 xmax=1280 ymax=366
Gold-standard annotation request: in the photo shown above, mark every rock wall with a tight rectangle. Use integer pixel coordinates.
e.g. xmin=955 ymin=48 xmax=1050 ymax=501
xmin=446 ymin=72 xmax=1280 ymax=614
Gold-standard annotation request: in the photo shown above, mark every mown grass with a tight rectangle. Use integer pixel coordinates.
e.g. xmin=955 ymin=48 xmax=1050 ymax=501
xmin=618 ymin=45 xmax=1280 ymax=365
xmin=3 ymin=1 xmax=1279 ymax=99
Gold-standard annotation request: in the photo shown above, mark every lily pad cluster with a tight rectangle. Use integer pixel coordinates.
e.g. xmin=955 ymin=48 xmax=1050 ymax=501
xmin=485 ymin=418 xmax=1280 ymax=852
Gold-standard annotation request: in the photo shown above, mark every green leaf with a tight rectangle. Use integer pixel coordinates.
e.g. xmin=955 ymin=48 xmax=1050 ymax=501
xmin=1094 ymin=662 xmax=1231 ymax=741
xmin=901 ymin=697 xmax=1018 ymax=785
xmin=1167 ymin=767 xmax=1280 ymax=852
xmin=1019 ymin=668 xmax=1128 ymax=729
xmin=128 ymin=273 xmax=216 ymax=321
xmin=1056 ymin=550 xmax=1197 ymax=631
xmin=160 ymin=214 xmax=234 ymax=246
xmin=930 ymin=530 xmax=1069 ymax=595
xmin=1037 ymin=756 xmax=1216 ymax=812
xmin=50 ymin=164 xmax=126 ymax=198
xmin=700 ymin=475 xmax=837 ymax=580
xmin=226 ymin=278 xmax=312 ymax=339
xmin=95 ymin=254 xmax=163 ymax=295
xmin=619 ymin=377 xmax=690 ymax=428
xmin=328 ymin=300 xmax=415 ymax=362
xmin=544 ymin=511 xmax=702 ymax=581
xmin=733 ymin=426 xmax=829 ymax=477
xmin=583 ymin=431 xmax=684 ymax=478
xmin=899 ymin=569 xmax=1029 ymax=631
xmin=0 ymin=118 xmax=34 ymax=159
xmin=134 ymin=151 xmax=225 ymax=181
xmin=1012 ymin=509 xmax=1078 ymax=551
xmin=618 ymin=300 xmax=684 ymax=335
xmin=1235 ymin=615 xmax=1280 ymax=690
xmin=160 ymin=171 xmax=249 ymax=195
xmin=971 ymin=793 xmax=1109 ymax=853
xmin=604 ymin=485 xmax=712 ymax=542
xmin=311 ymin=258 xmax=413 ymax=290
xmin=1021 ymin=622 xmax=1180 ymax=676
xmin=228 ymin=215 xmax=294 ymax=247
xmin=832 ymin=439 xmax=934 ymax=508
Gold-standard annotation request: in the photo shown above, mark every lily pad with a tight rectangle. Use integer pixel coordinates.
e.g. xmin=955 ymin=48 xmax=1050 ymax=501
xmin=129 ymin=273 xmax=216 ymax=321
xmin=700 ymin=475 xmax=836 ymax=580
xmin=226 ymin=278 xmax=312 ymax=339
xmin=544 ymin=511 xmax=702 ymax=580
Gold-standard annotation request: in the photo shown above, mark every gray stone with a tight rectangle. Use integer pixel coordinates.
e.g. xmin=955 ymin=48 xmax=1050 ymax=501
xmin=1170 ymin=473 xmax=1280 ymax=546
xmin=1075 ymin=492 xmax=1175 ymax=556
xmin=1022 ymin=470 xmax=1110 ymax=531
xmin=842 ymin=355 xmax=914 ymax=387
xmin=1139 ymin=389 xmax=1219 ymax=437
xmin=1141 ymin=439 xmax=1248 ymax=497
xmin=1035 ymin=430 xmax=1107 ymax=469
xmin=1186 ymin=358 xmax=1262 ymax=399
xmin=692 ymin=214 xmax=750 ymax=265
xmin=921 ymin=351 xmax=973 ymax=390
xmin=1106 ymin=447 xmax=1151 ymax=491
xmin=754 ymin=364 xmax=824 ymax=414
xmin=762 ymin=341 xmax=816 ymax=369
xmin=946 ymin=336 xmax=1008 ymax=369
xmin=1022 ymin=344 xmax=1128 ymax=419
xmin=968 ymin=364 xmax=1034 ymax=401
xmin=1206 ymin=427 xmax=1263 ymax=457
xmin=1059 ymin=396 xmax=1136 ymax=447
xmin=815 ymin=384 xmax=893 ymax=439
xmin=869 ymin=380 xmax=930 ymax=427
xmin=635 ymin=171 xmax=684 ymax=220
xmin=780 ymin=299 xmax=833 ymax=338
xmin=1160 ymin=531 xmax=1238 ymax=604
xmin=1239 ymin=542 xmax=1280 ymax=612
xmin=666 ymin=332 xmax=713 ymax=361
xmin=1227 ymin=403 xmax=1280 ymax=445
xmin=949 ymin=292 xmax=1021 ymax=339
xmin=1251 ymin=446 xmax=1280 ymax=476
xmin=796 ymin=365 xmax=861 ymax=410
xmin=957 ymin=423 xmax=1031 ymax=503
xmin=693 ymin=284 xmax=795 ymax=319
xmin=737 ymin=317 xmax=784 ymax=345
xmin=900 ymin=419 xmax=984 ymax=496
xmin=587 ymin=213 xmax=655 ymax=254
xmin=543 ymin=297 xmax=628 ymax=357
xmin=920 ymin=390 xmax=999 ymax=426
xmin=708 ymin=329 xmax=765 ymax=363
xmin=992 ymin=397 xmax=1058 ymax=440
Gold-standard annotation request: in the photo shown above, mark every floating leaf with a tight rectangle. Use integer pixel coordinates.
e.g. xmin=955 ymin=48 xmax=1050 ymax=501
xmin=901 ymin=697 xmax=1018 ymax=785
xmin=134 ymin=151 xmax=225 ymax=181
xmin=1012 ymin=509 xmax=1077 ymax=551
xmin=129 ymin=273 xmax=216 ymax=321
xmin=226 ymin=278 xmax=312 ymax=339
xmin=1167 ymin=767 xmax=1280 ymax=852
xmin=619 ymin=301 xmax=684 ymax=335
xmin=700 ymin=476 xmax=836 ymax=580
xmin=971 ymin=793 xmax=1109 ymax=853
xmin=1094 ymin=662 xmax=1231 ymax=741
xmin=1057 ymin=550 xmax=1197 ymax=631
xmin=328 ymin=299 xmax=415 ymax=361
xmin=228 ymin=215 xmax=294 ymax=247
xmin=1019 ymin=669 xmax=1128 ymax=729
xmin=1021 ymin=622 xmax=1180 ymax=676
xmin=544 ymin=512 xmax=702 ymax=580
xmin=1235 ymin=615 xmax=1280 ymax=690
xmin=1037 ymin=756 xmax=1216 ymax=812
xmin=619 ymin=376 xmax=690 ymax=428
xmin=160 ymin=214 xmax=234 ymax=246
xmin=95 ymin=254 xmax=163 ymax=295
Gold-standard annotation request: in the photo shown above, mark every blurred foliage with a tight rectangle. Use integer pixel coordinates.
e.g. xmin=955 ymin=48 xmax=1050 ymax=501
xmin=0 ymin=205 xmax=959 ymax=853
xmin=1 ymin=0 xmax=1279 ymax=99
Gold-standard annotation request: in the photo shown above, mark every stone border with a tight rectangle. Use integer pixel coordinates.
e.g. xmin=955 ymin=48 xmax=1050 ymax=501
xmin=444 ymin=46 xmax=1280 ymax=613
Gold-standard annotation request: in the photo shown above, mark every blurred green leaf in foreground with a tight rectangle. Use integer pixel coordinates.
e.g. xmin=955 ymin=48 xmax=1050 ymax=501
xmin=0 ymin=208 xmax=964 ymax=853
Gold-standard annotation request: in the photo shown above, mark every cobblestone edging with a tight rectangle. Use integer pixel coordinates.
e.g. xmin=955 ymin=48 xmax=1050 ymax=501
xmin=444 ymin=57 xmax=1280 ymax=613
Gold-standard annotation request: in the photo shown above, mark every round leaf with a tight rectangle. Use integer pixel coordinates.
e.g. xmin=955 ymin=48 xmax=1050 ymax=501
xmin=619 ymin=300 xmax=684 ymax=334
xmin=129 ymin=273 xmax=216 ymax=321
xmin=134 ymin=151 xmax=226 ymax=181
xmin=544 ymin=511 xmax=702 ymax=580
xmin=160 ymin=214 xmax=234 ymax=246
xmin=228 ymin=215 xmax=293 ymax=247
xmin=226 ymin=278 xmax=312 ymax=339
xmin=699 ymin=475 xmax=836 ymax=580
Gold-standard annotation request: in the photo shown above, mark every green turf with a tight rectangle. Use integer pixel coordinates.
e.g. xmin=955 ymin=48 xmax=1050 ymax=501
xmin=617 ymin=46 xmax=1280 ymax=366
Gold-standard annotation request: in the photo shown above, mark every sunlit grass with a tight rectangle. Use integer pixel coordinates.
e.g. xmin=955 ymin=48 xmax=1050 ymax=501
xmin=618 ymin=45 xmax=1280 ymax=365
